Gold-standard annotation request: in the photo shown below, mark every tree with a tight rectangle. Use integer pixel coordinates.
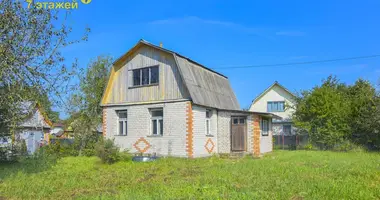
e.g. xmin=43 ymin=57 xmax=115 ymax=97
xmin=0 ymin=1 xmax=89 ymax=137
xmin=292 ymin=76 xmax=351 ymax=149
xmin=348 ymin=79 xmax=380 ymax=150
xmin=66 ymin=56 xmax=112 ymax=155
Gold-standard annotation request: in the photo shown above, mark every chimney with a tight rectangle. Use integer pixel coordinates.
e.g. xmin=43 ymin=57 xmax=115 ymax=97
xmin=159 ymin=42 xmax=163 ymax=47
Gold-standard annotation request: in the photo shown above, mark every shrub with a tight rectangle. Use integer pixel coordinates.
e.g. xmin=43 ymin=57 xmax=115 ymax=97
xmin=95 ymin=139 xmax=121 ymax=164
xmin=333 ymin=140 xmax=365 ymax=152
xmin=303 ymin=143 xmax=314 ymax=150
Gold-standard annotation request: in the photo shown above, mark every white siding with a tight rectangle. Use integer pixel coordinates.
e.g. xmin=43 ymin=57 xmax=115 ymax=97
xmin=249 ymin=84 xmax=295 ymax=120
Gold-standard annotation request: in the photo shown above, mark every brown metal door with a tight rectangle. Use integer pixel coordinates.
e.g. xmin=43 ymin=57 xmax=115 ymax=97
xmin=231 ymin=117 xmax=246 ymax=151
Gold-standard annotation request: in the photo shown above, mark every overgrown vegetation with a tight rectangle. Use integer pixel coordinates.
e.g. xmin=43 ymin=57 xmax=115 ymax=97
xmin=0 ymin=151 xmax=379 ymax=199
xmin=292 ymin=76 xmax=380 ymax=150
xmin=0 ymin=1 xmax=89 ymax=159
xmin=65 ymin=56 xmax=112 ymax=155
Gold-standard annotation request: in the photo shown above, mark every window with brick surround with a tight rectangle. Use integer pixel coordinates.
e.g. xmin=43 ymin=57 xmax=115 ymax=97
xmin=150 ymin=108 xmax=163 ymax=136
xmin=117 ymin=110 xmax=127 ymax=135
xmin=205 ymin=109 xmax=212 ymax=135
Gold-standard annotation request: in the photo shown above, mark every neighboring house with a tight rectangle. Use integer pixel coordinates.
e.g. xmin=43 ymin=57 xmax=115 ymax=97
xmin=50 ymin=123 xmax=65 ymax=137
xmin=16 ymin=102 xmax=52 ymax=153
xmin=101 ymin=39 xmax=278 ymax=158
xmin=249 ymin=81 xmax=296 ymax=136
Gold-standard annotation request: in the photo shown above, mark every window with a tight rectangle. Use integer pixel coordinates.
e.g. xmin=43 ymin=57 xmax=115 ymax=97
xmin=267 ymin=101 xmax=285 ymax=112
xmin=205 ymin=109 xmax=212 ymax=135
xmin=132 ymin=66 xmax=159 ymax=86
xmin=232 ymin=117 xmax=246 ymax=125
xmin=261 ymin=118 xmax=269 ymax=136
xmin=283 ymin=125 xmax=291 ymax=135
xmin=150 ymin=109 xmax=163 ymax=136
xmin=117 ymin=110 xmax=127 ymax=135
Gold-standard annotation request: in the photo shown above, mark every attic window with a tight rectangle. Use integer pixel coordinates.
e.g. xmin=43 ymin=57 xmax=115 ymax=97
xmin=132 ymin=66 xmax=159 ymax=87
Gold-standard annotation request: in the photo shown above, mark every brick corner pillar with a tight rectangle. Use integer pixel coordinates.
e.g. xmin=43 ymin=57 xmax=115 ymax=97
xmin=252 ymin=114 xmax=261 ymax=157
xmin=102 ymin=108 xmax=107 ymax=137
xmin=186 ymin=102 xmax=194 ymax=158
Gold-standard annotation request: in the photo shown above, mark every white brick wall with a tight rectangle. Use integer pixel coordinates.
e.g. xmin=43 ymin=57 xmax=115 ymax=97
xmin=104 ymin=101 xmax=188 ymax=157
xmin=216 ymin=111 xmax=254 ymax=154
xmin=192 ymin=105 xmax=217 ymax=157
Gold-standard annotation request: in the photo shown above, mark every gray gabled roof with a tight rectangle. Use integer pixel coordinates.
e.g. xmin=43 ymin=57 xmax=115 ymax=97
xmin=113 ymin=40 xmax=240 ymax=110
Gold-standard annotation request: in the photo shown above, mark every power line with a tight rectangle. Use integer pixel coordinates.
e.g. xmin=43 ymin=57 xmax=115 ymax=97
xmin=212 ymin=54 xmax=380 ymax=69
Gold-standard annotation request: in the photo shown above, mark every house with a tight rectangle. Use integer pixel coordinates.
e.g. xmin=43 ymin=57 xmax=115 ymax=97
xmin=16 ymin=102 xmax=52 ymax=153
xmin=50 ymin=123 xmax=65 ymax=137
xmin=101 ymin=39 xmax=279 ymax=158
xmin=249 ymin=81 xmax=296 ymax=136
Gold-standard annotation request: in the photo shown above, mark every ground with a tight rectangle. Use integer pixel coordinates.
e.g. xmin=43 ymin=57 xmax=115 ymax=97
xmin=0 ymin=151 xmax=379 ymax=199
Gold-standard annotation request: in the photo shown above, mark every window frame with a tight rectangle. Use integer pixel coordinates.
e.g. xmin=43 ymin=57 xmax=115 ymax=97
xmin=131 ymin=65 xmax=159 ymax=87
xmin=150 ymin=108 xmax=163 ymax=136
xmin=205 ymin=109 xmax=212 ymax=135
xmin=267 ymin=101 xmax=285 ymax=112
xmin=283 ymin=124 xmax=292 ymax=135
xmin=261 ymin=118 xmax=269 ymax=136
xmin=117 ymin=110 xmax=128 ymax=136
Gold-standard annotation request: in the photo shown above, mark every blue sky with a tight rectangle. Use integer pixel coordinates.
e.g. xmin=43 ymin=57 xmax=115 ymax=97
xmin=58 ymin=0 xmax=380 ymax=117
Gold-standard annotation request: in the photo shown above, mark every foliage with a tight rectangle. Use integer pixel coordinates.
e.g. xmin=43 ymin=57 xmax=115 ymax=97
xmin=95 ymin=139 xmax=121 ymax=164
xmin=303 ymin=142 xmax=314 ymax=150
xmin=347 ymin=79 xmax=380 ymax=150
xmin=332 ymin=140 xmax=365 ymax=152
xmin=0 ymin=151 xmax=380 ymax=199
xmin=0 ymin=1 xmax=89 ymax=138
xmin=293 ymin=76 xmax=380 ymax=150
xmin=65 ymin=56 xmax=111 ymax=155
xmin=293 ymin=76 xmax=351 ymax=149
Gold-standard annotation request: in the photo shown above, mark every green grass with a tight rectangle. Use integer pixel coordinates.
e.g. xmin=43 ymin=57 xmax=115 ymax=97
xmin=1 ymin=151 xmax=380 ymax=199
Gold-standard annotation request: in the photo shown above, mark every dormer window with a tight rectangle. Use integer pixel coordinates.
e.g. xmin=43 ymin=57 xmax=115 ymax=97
xmin=132 ymin=66 xmax=159 ymax=87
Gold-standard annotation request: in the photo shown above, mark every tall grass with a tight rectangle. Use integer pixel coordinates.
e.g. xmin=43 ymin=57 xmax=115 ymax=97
xmin=0 ymin=151 xmax=379 ymax=199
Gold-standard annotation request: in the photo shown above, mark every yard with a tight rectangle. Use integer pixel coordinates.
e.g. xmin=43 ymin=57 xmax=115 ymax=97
xmin=0 ymin=151 xmax=379 ymax=200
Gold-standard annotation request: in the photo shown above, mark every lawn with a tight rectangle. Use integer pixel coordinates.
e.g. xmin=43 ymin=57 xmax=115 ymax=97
xmin=0 ymin=151 xmax=380 ymax=200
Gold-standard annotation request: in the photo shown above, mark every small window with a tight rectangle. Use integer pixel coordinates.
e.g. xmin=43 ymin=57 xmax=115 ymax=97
xmin=132 ymin=66 xmax=159 ymax=87
xmin=233 ymin=118 xmax=239 ymax=124
xmin=150 ymin=108 xmax=163 ymax=136
xmin=117 ymin=110 xmax=128 ymax=135
xmin=261 ymin=118 xmax=269 ymax=136
xmin=239 ymin=118 xmax=245 ymax=124
xmin=206 ymin=109 xmax=212 ymax=135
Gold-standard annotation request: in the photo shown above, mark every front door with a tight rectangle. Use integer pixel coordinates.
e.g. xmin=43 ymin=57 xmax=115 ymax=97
xmin=231 ymin=116 xmax=247 ymax=151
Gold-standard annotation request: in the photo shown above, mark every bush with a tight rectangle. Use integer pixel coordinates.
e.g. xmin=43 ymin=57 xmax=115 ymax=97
xmin=333 ymin=140 xmax=365 ymax=152
xmin=303 ymin=143 xmax=314 ymax=150
xmin=95 ymin=139 xmax=121 ymax=164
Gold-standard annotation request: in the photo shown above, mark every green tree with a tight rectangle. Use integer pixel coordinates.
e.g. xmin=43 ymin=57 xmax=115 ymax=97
xmin=0 ymin=1 xmax=89 ymax=137
xmin=348 ymin=79 xmax=380 ymax=150
xmin=66 ymin=56 xmax=112 ymax=155
xmin=293 ymin=76 xmax=351 ymax=149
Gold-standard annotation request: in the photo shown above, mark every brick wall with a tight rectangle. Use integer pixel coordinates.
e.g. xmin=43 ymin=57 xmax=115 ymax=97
xmin=192 ymin=105 xmax=217 ymax=157
xmin=104 ymin=101 xmax=188 ymax=157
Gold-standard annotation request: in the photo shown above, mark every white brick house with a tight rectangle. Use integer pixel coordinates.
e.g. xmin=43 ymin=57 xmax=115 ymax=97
xmin=249 ymin=82 xmax=296 ymax=136
xmin=101 ymin=40 xmax=278 ymax=158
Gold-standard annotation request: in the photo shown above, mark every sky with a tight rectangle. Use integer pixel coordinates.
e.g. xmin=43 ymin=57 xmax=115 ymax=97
xmin=55 ymin=0 xmax=380 ymax=118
